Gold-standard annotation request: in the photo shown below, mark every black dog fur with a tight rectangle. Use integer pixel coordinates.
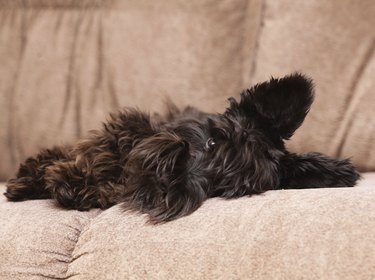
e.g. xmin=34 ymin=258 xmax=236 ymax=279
xmin=4 ymin=73 xmax=360 ymax=223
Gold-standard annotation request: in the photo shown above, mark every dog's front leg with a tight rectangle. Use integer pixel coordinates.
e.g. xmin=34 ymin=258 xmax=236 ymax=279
xmin=279 ymin=152 xmax=360 ymax=189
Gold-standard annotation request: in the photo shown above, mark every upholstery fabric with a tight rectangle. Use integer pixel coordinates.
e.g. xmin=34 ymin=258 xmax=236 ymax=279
xmin=1 ymin=0 xmax=374 ymax=180
xmin=1 ymin=1 xmax=375 ymax=279
xmin=0 ymin=183 xmax=101 ymax=279
xmin=252 ymin=0 xmax=375 ymax=170
xmin=68 ymin=181 xmax=375 ymax=280
xmin=0 ymin=0 xmax=261 ymax=180
xmin=1 ymin=174 xmax=375 ymax=279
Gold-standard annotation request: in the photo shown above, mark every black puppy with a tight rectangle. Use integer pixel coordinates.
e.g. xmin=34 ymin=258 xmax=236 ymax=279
xmin=4 ymin=73 xmax=360 ymax=223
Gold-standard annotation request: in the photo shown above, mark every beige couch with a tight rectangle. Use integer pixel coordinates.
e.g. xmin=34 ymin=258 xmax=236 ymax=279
xmin=1 ymin=1 xmax=375 ymax=279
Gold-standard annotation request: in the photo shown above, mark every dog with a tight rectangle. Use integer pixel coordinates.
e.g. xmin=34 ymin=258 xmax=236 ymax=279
xmin=4 ymin=73 xmax=360 ymax=223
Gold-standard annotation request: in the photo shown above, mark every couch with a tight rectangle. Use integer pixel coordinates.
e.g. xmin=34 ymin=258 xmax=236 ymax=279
xmin=1 ymin=1 xmax=374 ymax=279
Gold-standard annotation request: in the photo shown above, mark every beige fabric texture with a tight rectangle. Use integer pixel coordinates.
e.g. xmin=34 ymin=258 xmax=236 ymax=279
xmin=0 ymin=0 xmax=374 ymax=180
xmin=1 ymin=174 xmax=375 ymax=280
xmin=0 ymin=0 xmax=261 ymax=180
xmin=0 ymin=185 xmax=101 ymax=279
xmin=252 ymin=0 xmax=375 ymax=170
xmin=1 ymin=1 xmax=375 ymax=279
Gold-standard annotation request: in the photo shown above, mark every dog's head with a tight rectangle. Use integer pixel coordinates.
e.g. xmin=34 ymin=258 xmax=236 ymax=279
xmin=125 ymin=73 xmax=314 ymax=222
xmin=190 ymin=73 xmax=314 ymax=196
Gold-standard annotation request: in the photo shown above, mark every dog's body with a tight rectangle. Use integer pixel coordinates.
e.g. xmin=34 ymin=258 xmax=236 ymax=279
xmin=4 ymin=73 xmax=360 ymax=223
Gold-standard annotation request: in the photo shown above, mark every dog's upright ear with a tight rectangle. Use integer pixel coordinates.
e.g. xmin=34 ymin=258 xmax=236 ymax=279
xmin=226 ymin=73 xmax=314 ymax=139
xmin=123 ymin=132 xmax=206 ymax=223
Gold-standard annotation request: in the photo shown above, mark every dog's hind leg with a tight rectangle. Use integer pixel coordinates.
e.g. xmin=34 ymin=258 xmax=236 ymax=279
xmin=4 ymin=146 xmax=72 ymax=201
xmin=43 ymin=107 xmax=157 ymax=211
xmin=5 ymin=108 xmax=156 ymax=209
xmin=43 ymin=161 xmax=124 ymax=211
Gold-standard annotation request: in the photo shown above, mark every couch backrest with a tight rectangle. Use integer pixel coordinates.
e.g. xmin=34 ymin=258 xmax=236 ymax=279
xmin=0 ymin=0 xmax=374 ymax=180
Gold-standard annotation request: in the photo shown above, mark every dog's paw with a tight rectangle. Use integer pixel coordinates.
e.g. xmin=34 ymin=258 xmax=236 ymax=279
xmin=4 ymin=177 xmax=39 ymax=201
xmin=333 ymin=158 xmax=361 ymax=187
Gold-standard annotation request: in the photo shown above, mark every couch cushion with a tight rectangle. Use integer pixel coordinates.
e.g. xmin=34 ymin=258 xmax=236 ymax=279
xmin=0 ymin=184 xmax=101 ymax=280
xmin=1 ymin=174 xmax=375 ymax=279
xmin=0 ymin=0 xmax=261 ymax=180
xmin=66 ymin=174 xmax=375 ymax=280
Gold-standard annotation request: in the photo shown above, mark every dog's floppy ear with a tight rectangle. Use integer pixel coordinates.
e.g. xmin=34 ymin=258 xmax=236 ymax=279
xmin=123 ymin=132 xmax=206 ymax=223
xmin=227 ymin=73 xmax=314 ymax=139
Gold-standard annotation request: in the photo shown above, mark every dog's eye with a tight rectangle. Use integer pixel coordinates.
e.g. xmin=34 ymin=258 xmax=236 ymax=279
xmin=205 ymin=138 xmax=216 ymax=151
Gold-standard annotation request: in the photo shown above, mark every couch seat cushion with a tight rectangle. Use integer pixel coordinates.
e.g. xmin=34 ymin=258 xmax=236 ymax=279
xmin=67 ymin=174 xmax=375 ymax=279
xmin=0 ymin=185 xmax=101 ymax=280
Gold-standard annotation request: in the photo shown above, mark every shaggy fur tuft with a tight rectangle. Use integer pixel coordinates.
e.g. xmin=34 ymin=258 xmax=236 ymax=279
xmin=4 ymin=73 xmax=360 ymax=223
